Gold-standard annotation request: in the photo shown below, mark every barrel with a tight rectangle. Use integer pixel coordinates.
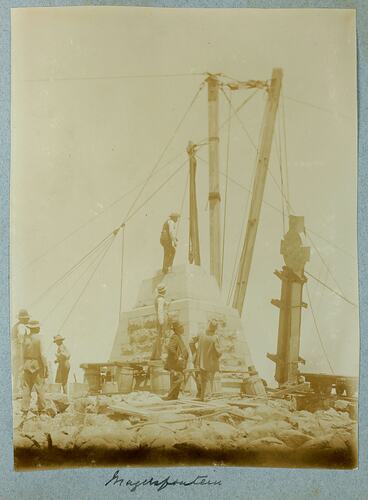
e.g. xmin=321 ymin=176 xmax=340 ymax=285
xmin=83 ymin=367 xmax=101 ymax=394
xmin=102 ymin=381 xmax=119 ymax=394
xmin=118 ymin=367 xmax=135 ymax=394
xmin=221 ymin=375 xmax=243 ymax=394
xmin=149 ymin=360 xmax=170 ymax=395
xmin=46 ymin=383 xmax=62 ymax=394
xmin=68 ymin=382 xmax=89 ymax=399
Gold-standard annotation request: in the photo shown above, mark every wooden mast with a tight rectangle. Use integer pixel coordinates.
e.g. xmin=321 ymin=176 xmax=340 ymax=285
xmin=187 ymin=141 xmax=201 ymax=266
xmin=206 ymin=74 xmax=222 ymax=287
xmin=232 ymin=68 xmax=283 ymax=315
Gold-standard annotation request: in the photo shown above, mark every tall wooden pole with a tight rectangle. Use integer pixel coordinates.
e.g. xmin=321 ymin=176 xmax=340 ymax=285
xmin=267 ymin=215 xmax=310 ymax=386
xmin=207 ymin=74 xmax=222 ymax=286
xmin=187 ymin=142 xmax=201 ymax=266
xmin=233 ymin=68 xmax=283 ymax=315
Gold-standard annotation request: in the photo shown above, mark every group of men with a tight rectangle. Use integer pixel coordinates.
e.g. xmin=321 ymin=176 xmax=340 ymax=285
xmin=164 ymin=318 xmax=221 ymax=401
xmin=151 ymin=283 xmax=222 ymax=401
xmin=11 ymin=309 xmax=71 ymax=416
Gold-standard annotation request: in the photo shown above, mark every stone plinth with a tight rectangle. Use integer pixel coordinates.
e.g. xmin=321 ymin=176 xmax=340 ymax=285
xmin=109 ymin=264 xmax=253 ymax=372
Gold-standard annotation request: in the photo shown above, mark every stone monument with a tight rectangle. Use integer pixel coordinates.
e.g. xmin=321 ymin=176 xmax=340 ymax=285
xmin=109 ymin=264 xmax=253 ymax=376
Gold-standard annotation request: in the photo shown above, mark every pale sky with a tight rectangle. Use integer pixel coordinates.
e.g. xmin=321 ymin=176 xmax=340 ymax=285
xmin=11 ymin=7 xmax=358 ymax=383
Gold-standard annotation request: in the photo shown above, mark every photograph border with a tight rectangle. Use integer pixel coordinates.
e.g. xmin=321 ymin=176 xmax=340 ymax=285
xmin=1 ymin=1 xmax=367 ymax=498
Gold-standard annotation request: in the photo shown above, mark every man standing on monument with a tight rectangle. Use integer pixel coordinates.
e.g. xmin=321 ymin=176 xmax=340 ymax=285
xmin=160 ymin=212 xmax=180 ymax=274
xmin=11 ymin=309 xmax=30 ymax=397
xmin=151 ymin=283 xmax=169 ymax=360
xmin=21 ymin=320 xmax=47 ymax=417
xmin=190 ymin=319 xmax=222 ymax=401
xmin=163 ymin=321 xmax=188 ymax=400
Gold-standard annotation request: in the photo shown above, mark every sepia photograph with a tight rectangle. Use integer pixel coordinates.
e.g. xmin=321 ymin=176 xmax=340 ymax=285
xmin=10 ymin=6 xmax=358 ymax=470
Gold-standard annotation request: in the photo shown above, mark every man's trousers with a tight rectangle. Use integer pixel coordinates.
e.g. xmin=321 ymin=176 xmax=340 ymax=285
xmin=21 ymin=370 xmax=46 ymax=413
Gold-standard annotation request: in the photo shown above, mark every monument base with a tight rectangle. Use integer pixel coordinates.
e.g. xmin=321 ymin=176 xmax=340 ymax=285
xmin=110 ymin=264 xmax=254 ymax=379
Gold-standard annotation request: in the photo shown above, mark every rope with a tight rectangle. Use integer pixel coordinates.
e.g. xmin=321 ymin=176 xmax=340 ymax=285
xmin=221 ymin=88 xmax=232 ymax=287
xmin=195 ymin=89 xmax=259 ymax=148
xmin=118 ymin=225 xmax=126 ymax=313
xmin=29 ymin=232 xmax=115 ymax=308
xmin=307 ymin=228 xmax=355 ymax=260
xmin=25 ymin=72 xmax=207 ymax=83
xmin=238 ymin=114 xmax=348 ymax=300
xmin=306 ymin=233 xmax=345 ymax=296
xmin=29 ymin=158 xmax=186 ymax=310
xmin=283 ymin=94 xmax=352 ymax=120
xmin=207 ymin=162 xmax=355 ymax=262
xmin=222 ymin=87 xmax=295 ymax=239
xmin=225 ymin=97 xmax=268 ymax=305
xmin=305 ymin=283 xmax=335 ymax=374
xmin=40 ymin=238 xmax=113 ymax=323
xmin=57 ymin=235 xmax=116 ymax=334
xmin=281 ymin=92 xmax=290 ymax=209
xmin=305 ymin=271 xmax=357 ymax=307
xmin=124 ymin=82 xmax=205 ymax=222
xmin=22 ymin=150 xmax=186 ymax=271
xmin=275 ymin=113 xmax=286 ymax=234
xmin=176 ymin=169 xmax=190 ymax=239
xmin=125 ymin=159 xmax=187 ymax=223
xmin=220 ymin=88 xmax=258 ymax=151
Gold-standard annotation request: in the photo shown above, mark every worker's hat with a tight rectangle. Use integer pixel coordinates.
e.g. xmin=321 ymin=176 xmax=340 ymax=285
xmin=169 ymin=212 xmax=180 ymax=219
xmin=157 ymin=284 xmax=167 ymax=293
xmin=248 ymin=365 xmax=258 ymax=376
xmin=27 ymin=320 xmax=40 ymax=331
xmin=171 ymin=320 xmax=184 ymax=333
xmin=18 ymin=309 xmax=30 ymax=320
xmin=208 ymin=319 xmax=218 ymax=331
xmin=53 ymin=334 xmax=65 ymax=343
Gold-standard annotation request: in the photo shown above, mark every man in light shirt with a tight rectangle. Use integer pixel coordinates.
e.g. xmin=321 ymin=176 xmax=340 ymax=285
xmin=160 ymin=212 xmax=180 ymax=274
xmin=151 ymin=283 xmax=170 ymax=360
xmin=11 ymin=309 xmax=30 ymax=397
xmin=53 ymin=334 xmax=71 ymax=394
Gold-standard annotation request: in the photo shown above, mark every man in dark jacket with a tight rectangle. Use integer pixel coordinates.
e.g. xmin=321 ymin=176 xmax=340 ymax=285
xmin=11 ymin=309 xmax=30 ymax=397
xmin=163 ymin=321 xmax=188 ymax=400
xmin=190 ymin=319 xmax=221 ymax=401
xmin=160 ymin=213 xmax=180 ymax=274
xmin=21 ymin=320 xmax=47 ymax=416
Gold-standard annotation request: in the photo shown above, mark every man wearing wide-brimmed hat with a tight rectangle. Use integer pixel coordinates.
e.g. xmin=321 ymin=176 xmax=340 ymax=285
xmin=160 ymin=212 xmax=180 ymax=274
xmin=21 ymin=320 xmax=47 ymax=416
xmin=150 ymin=283 xmax=170 ymax=360
xmin=11 ymin=309 xmax=30 ymax=397
xmin=53 ymin=334 xmax=70 ymax=394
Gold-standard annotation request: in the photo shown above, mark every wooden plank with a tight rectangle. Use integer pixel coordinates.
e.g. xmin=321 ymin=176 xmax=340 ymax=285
xmin=269 ymin=382 xmax=308 ymax=398
xmin=227 ymin=401 xmax=264 ymax=409
xmin=108 ymin=403 xmax=156 ymax=419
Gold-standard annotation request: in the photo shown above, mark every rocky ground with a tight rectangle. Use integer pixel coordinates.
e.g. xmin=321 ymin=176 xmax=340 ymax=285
xmin=13 ymin=391 xmax=357 ymax=470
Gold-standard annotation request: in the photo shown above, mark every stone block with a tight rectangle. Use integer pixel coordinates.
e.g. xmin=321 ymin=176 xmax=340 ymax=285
xmin=69 ymin=382 xmax=89 ymax=399
xmin=109 ymin=264 xmax=254 ymax=373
